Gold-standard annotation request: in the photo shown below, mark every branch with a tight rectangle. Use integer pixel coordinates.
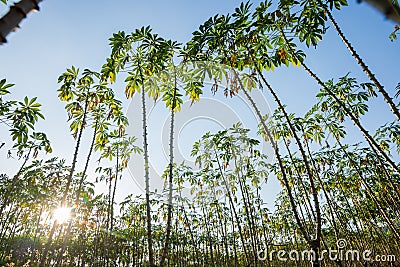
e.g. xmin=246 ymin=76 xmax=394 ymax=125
xmin=0 ymin=0 xmax=43 ymax=44
xmin=359 ymin=0 xmax=400 ymax=23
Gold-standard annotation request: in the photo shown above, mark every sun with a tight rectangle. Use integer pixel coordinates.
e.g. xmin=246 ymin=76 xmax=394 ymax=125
xmin=53 ymin=207 xmax=71 ymax=224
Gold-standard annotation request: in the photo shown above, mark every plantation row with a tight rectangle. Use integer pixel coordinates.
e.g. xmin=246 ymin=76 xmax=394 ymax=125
xmin=1 ymin=0 xmax=399 ymax=266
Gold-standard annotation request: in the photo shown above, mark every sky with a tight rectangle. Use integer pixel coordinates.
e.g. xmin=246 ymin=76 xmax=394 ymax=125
xmin=0 ymin=0 xmax=399 ymax=209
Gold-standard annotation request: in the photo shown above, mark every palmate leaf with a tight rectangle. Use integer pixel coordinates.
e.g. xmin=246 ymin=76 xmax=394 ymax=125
xmin=240 ymin=73 xmax=257 ymax=91
xmin=125 ymin=84 xmax=139 ymax=99
xmin=58 ymin=86 xmax=74 ymax=101
xmin=0 ymin=79 xmax=14 ymax=95
xmin=162 ymin=91 xmax=183 ymax=112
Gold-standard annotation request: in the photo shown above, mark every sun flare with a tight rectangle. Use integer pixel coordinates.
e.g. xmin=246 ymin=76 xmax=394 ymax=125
xmin=53 ymin=207 xmax=71 ymax=224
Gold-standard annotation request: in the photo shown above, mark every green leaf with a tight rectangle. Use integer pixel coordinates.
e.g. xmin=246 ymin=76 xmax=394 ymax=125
xmin=395 ymin=82 xmax=400 ymax=98
xmin=0 ymin=78 xmax=14 ymax=95
xmin=389 ymin=25 xmax=399 ymax=42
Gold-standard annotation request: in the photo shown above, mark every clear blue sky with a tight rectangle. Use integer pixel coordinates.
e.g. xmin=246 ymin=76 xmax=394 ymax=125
xmin=0 ymin=0 xmax=399 ymax=207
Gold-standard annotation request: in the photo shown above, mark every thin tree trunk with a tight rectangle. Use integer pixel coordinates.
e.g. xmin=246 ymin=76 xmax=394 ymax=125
xmin=284 ymin=140 xmax=316 ymax=223
xmin=179 ymin=194 xmax=200 ymax=266
xmin=0 ymin=147 xmax=32 ymax=215
xmin=214 ymin=148 xmax=251 ymax=265
xmin=233 ymin=69 xmax=311 ymax=243
xmin=233 ymin=153 xmax=259 ymax=265
xmin=281 ymin=31 xmax=400 ymax=176
xmin=55 ymin=123 xmax=98 ymax=265
xmin=140 ymin=70 xmax=155 ymax=266
xmin=110 ymin=145 xmax=119 ymax=233
xmin=161 ymin=70 xmax=178 ymax=266
xmin=302 ymin=130 xmax=345 ymax=267
xmin=40 ymin=93 xmax=88 ymax=267
xmin=104 ymin=171 xmax=113 ymax=267
xmin=256 ymin=68 xmax=322 ymax=261
xmin=323 ymin=5 xmax=400 ymax=121
xmin=30 ymin=205 xmax=44 ymax=264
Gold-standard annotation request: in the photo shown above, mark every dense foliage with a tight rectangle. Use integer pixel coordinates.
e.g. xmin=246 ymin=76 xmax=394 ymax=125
xmin=1 ymin=1 xmax=399 ymax=266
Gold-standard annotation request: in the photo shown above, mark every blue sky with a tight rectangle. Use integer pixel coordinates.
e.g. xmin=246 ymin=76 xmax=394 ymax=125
xmin=0 ymin=0 xmax=399 ymax=207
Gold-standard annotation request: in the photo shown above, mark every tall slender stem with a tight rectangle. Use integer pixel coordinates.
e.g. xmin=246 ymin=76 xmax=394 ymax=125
xmin=323 ymin=5 xmax=400 ymax=121
xmin=140 ymin=66 xmax=155 ymax=266
xmin=161 ymin=68 xmax=178 ymax=266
